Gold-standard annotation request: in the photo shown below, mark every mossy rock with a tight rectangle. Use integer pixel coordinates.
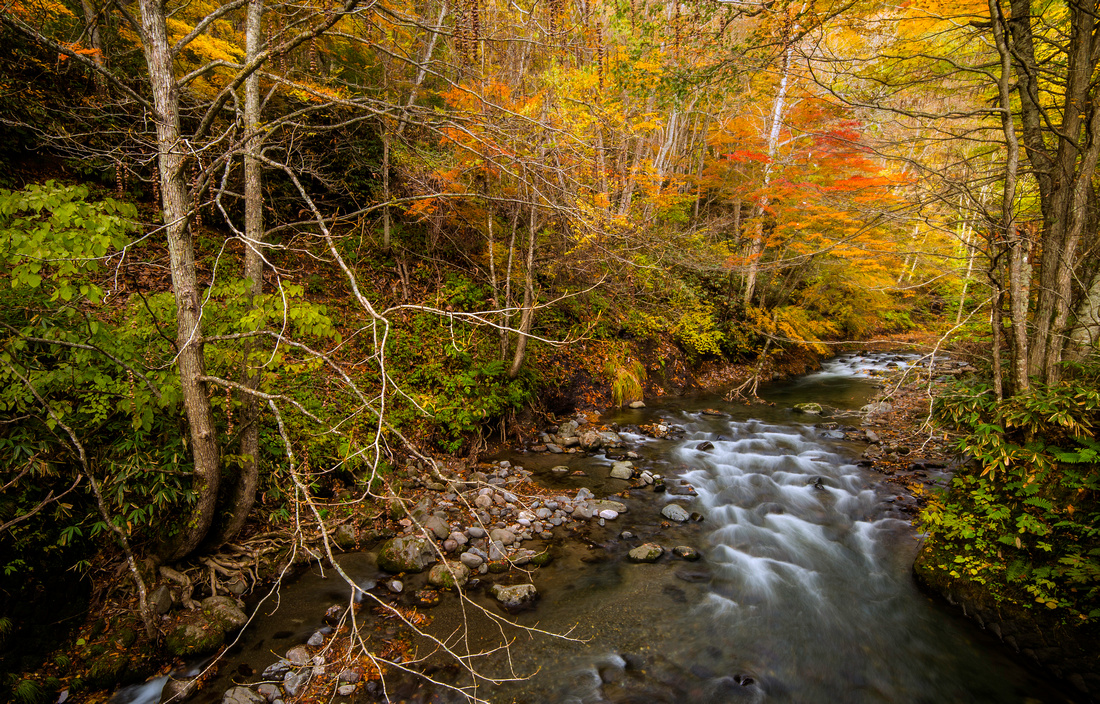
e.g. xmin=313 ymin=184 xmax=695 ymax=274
xmin=165 ymin=618 xmax=226 ymax=657
xmin=377 ymin=535 xmax=436 ymax=573
xmin=530 ymin=550 xmax=553 ymax=567
xmin=86 ymin=651 xmax=131 ymax=689
xmin=112 ymin=626 xmax=138 ymax=649
xmin=487 ymin=560 xmax=509 ymax=574
xmin=427 ymin=562 xmax=470 ymax=590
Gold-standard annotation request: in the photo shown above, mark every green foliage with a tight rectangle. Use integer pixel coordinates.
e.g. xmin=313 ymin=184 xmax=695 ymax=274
xmin=11 ymin=678 xmax=44 ymax=704
xmin=0 ymin=182 xmax=136 ymax=301
xmin=604 ymin=355 xmax=646 ymax=406
xmin=674 ymin=306 xmax=724 ymax=359
xmin=922 ymin=371 xmax=1100 ymax=622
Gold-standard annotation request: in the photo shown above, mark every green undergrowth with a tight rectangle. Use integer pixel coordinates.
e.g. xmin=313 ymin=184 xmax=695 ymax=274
xmin=920 ymin=365 xmax=1100 ymax=624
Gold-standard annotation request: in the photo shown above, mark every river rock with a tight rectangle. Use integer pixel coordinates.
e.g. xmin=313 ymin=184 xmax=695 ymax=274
xmin=609 ymin=461 xmax=634 ymax=480
xmin=223 ymin=686 xmax=265 ymax=704
xmin=489 ymin=583 xmax=539 ymax=611
xmin=307 ymin=631 xmax=324 ymax=647
xmin=460 ymin=551 xmax=484 ymax=569
xmin=628 ymin=543 xmax=665 ymax=563
xmin=578 ymin=429 xmax=603 ymax=449
xmin=333 ymin=523 xmax=357 ymax=549
xmin=794 ymin=402 xmax=823 ymax=415
xmin=697 ymin=441 xmax=714 ymax=451
xmin=424 ymin=515 xmax=450 ymax=539
xmin=599 ymin=431 xmax=624 ymax=446
xmin=598 ymin=509 xmax=619 ymax=520
xmin=550 ymin=465 xmax=570 ymax=476
xmin=673 ymin=546 xmax=701 ymax=561
xmin=338 ymin=669 xmax=361 ymax=684
xmin=573 ymin=503 xmax=594 ymax=520
xmin=862 ymin=401 xmax=893 ymax=415
xmin=428 ymin=562 xmax=471 ymax=589
xmin=202 ymin=596 xmax=248 ymax=629
xmin=629 ymin=400 xmax=646 ymax=408
xmin=489 ymin=528 xmax=516 ymax=545
xmin=474 ymin=494 xmax=493 ymax=509
xmin=256 ymin=682 xmax=281 ymax=701
xmin=661 ymin=503 xmax=690 ymax=523
xmin=283 ymin=669 xmax=310 ymax=698
xmin=558 ymin=420 xmax=579 ymax=438
xmin=286 ymin=645 xmax=312 ymax=666
xmin=467 ymin=526 xmax=487 ymax=538
xmin=377 ymin=535 xmax=437 ymax=573
xmin=590 ymin=499 xmax=627 ymax=514
xmin=546 ymin=443 xmax=563 ymax=454
xmin=337 ymin=684 xmax=356 ymax=696
xmin=262 ymin=660 xmax=292 ymax=678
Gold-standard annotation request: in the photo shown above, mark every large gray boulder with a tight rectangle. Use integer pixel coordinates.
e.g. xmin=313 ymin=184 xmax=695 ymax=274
xmin=377 ymin=535 xmax=437 ymax=573
xmin=222 ymin=686 xmax=265 ymax=704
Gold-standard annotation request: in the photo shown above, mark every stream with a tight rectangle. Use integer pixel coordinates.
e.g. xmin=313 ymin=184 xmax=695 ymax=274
xmin=119 ymin=354 xmax=1077 ymax=703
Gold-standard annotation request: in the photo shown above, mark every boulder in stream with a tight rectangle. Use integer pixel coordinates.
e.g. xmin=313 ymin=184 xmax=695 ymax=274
xmin=489 ymin=583 xmax=539 ymax=611
xmin=428 ymin=561 xmax=471 ymax=589
xmin=377 ymin=535 xmax=437 ymax=573
xmin=661 ymin=503 xmax=690 ymax=523
xmin=794 ymin=402 xmax=823 ymax=415
xmin=628 ymin=543 xmax=665 ymax=563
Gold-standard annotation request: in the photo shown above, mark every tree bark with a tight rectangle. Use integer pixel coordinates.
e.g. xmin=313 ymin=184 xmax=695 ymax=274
xmin=138 ymin=0 xmax=221 ymax=561
xmin=214 ymin=0 xmax=265 ymax=547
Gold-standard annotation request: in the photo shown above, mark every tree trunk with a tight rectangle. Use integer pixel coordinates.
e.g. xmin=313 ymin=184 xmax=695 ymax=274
xmin=214 ymin=0 xmax=265 ymax=547
xmin=989 ymin=0 xmax=1030 ymax=393
xmin=508 ymin=204 xmax=538 ymax=378
xmin=743 ymin=44 xmax=792 ymax=309
xmin=138 ymin=0 xmax=221 ymax=561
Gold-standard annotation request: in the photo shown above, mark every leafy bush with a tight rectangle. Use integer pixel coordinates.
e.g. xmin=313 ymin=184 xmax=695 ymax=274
xmin=922 ymin=371 xmax=1100 ymax=622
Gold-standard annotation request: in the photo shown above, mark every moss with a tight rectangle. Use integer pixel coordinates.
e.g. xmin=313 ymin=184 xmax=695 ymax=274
xmin=85 ymin=651 xmax=130 ymax=689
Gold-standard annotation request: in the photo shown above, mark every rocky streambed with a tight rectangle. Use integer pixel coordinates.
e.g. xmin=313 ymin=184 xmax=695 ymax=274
xmin=116 ymin=352 xmax=1080 ymax=704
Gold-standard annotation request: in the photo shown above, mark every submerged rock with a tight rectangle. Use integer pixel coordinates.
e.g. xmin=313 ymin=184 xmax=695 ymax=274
xmin=628 ymin=543 xmax=665 ymax=563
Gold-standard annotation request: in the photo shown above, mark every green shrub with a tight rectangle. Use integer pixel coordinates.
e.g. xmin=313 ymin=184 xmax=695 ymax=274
xmin=922 ymin=371 xmax=1100 ymax=622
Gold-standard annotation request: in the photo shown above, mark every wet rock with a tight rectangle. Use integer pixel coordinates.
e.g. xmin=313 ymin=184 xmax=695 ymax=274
xmin=701 ymin=409 xmax=727 ymax=417
xmin=337 ymin=684 xmax=356 ymax=696
xmin=794 ymin=402 xmax=822 ymax=415
xmin=599 ymin=431 xmax=624 ymax=446
xmin=629 ymin=400 xmax=646 ymax=408
xmin=578 ymin=429 xmax=603 ymax=450
xmin=609 ymin=461 xmax=634 ymax=480
xmin=673 ymin=546 xmax=701 ymax=561
xmin=598 ymin=509 xmax=619 ymax=520
xmin=546 ymin=443 xmax=564 ymax=454
xmin=307 ymin=631 xmax=324 ymax=647
xmin=590 ymin=499 xmax=627 ymax=514
xmin=377 ymin=535 xmax=437 ymax=573
xmin=323 ymin=604 xmax=344 ymax=626
xmin=661 ymin=503 xmax=690 ymax=523
xmin=86 ymin=651 xmax=130 ymax=689
xmin=697 ymin=441 xmax=714 ymax=451
xmin=223 ymin=686 xmax=265 ymax=704
xmin=690 ymin=512 xmax=704 ymax=522
xmin=550 ymin=465 xmax=570 ymax=476
xmin=165 ymin=617 xmax=227 ymax=657
xmin=558 ymin=421 xmax=579 ymax=438
xmin=286 ymin=645 xmax=312 ymax=666
xmin=263 ymin=660 xmax=292 ymax=678
xmin=333 ymin=523 xmax=357 ymax=549
xmin=257 ymin=682 xmax=281 ymax=701
xmin=386 ymin=579 xmax=403 ymax=593
xmin=628 ymin=543 xmax=664 ymax=563
xmin=863 ymin=429 xmax=881 ymax=443
xmin=283 ymin=669 xmax=310 ymax=698
xmin=489 ymin=583 xmax=539 ymax=611
xmin=428 ymin=561 xmax=471 ymax=589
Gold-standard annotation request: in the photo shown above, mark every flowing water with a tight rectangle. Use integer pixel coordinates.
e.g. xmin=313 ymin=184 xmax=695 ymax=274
xmin=117 ymin=354 xmax=1077 ymax=703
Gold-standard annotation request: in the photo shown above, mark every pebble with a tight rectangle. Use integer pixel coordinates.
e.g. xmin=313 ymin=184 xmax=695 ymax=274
xmin=386 ymin=580 xmax=403 ymax=594
xmin=337 ymin=684 xmax=356 ymax=696
xmin=599 ymin=509 xmax=619 ymax=520
xmin=467 ymin=526 xmax=487 ymax=538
